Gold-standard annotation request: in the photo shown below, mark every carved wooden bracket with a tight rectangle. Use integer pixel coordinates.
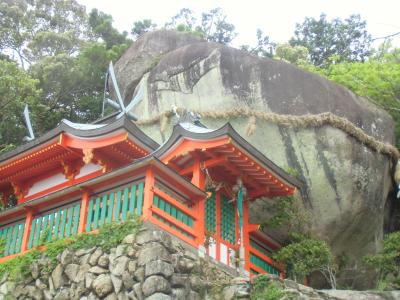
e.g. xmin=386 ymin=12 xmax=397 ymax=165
xmin=11 ymin=181 xmax=31 ymax=201
xmin=82 ymin=148 xmax=94 ymax=164
xmin=61 ymin=159 xmax=84 ymax=181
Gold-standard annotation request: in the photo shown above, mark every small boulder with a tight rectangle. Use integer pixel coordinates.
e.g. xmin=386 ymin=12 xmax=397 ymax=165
xmin=51 ymin=264 xmax=66 ymax=290
xmin=111 ymin=274 xmax=123 ymax=294
xmin=64 ymin=264 xmax=80 ymax=282
xmin=142 ymin=275 xmax=171 ymax=297
xmin=145 ymin=260 xmax=173 ymax=278
xmin=98 ymin=254 xmax=110 ymax=268
xmin=89 ymin=248 xmax=103 ymax=266
xmin=110 ymin=256 xmax=130 ymax=276
xmin=92 ymin=274 xmax=114 ymax=298
xmin=137 ymin=243 xmax=171 ymax=266
xmin=144 ymin=293 xmax=172 ymax=300
xmin=89 ymin=266 xmax=109 ymax=274
xmin=60 ymin=249 xmax=74 ymax=265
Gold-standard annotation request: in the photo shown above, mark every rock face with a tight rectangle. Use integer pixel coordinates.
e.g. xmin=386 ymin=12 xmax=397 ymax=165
xmin=113 ymin=30 xmax=396 ymax=288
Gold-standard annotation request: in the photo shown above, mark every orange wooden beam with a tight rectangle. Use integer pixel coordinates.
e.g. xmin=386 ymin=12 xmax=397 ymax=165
xmin=59 ymin=132 xmax=128 ymax=149
xmin=20 ymin=209 xmax=34 ymax=252
xmin=180 ymin=156 xmax=228 ymax=176
xmin=191 ymin=157 xmax=206 ymax=247
xmin=142 ymin=167 xmax=155 ymax=221
xmin=161 ymin=137 xmax=230 ymax=164
xmin=78 ymin=190 xmax=90 ymax=234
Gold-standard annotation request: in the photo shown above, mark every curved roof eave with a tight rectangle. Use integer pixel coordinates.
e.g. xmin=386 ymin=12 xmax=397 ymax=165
xmin=0 ymin=116 xmax=160 ymax=164
xmin=154 ymin=122 xmax=304 ymax=189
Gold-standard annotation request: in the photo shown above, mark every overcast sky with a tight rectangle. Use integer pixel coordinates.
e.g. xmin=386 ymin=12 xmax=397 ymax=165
xmin=78 ymin=0 xmax=400 ymax=47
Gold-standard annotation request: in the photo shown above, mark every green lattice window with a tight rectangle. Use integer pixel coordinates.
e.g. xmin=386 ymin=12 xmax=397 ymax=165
xmin=250 ymin=253 xmax=280 ymax=275
xmin=205 ymin=193 xmax=216 ymax=233
xmin=220 ymin=194 xmax=236 ymax=244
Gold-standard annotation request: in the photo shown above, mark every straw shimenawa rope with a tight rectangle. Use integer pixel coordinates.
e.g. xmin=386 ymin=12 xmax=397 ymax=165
xmin=136 ymin=107 xmax=400 ymax=160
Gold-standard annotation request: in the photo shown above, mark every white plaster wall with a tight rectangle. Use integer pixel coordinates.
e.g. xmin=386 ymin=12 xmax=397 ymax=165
xmin=76 ymin=163 xmax=102 ymax=179
xmin=27 ymin=173 xmax=67 ymax=196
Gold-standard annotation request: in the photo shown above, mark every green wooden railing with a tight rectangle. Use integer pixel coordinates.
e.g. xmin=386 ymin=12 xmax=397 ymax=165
xmin=0 ymin=221 xmax=25 ymax=256
xmin=28 ymin=202 xmax=81 ymax=249
xmin=153 ymin=195 xmax=194 ymax=228
xmin=250 ymin=252 xmax=280 ymax=275
xmin=221 ymin=194 xmax=236 ymax=244
xmin=205 ymin=193 xmax=216 ymax=234
xmin=86 ymin=182 xmax=144 ymax=232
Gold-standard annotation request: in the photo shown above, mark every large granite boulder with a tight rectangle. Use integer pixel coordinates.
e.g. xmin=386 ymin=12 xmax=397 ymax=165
xmin=113 ymin=30 xmax=396 ymax=288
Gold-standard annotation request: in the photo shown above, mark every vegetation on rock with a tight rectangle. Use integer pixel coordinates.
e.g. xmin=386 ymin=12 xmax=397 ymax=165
xmin=363 ymin=231 xmax=400 ymax=290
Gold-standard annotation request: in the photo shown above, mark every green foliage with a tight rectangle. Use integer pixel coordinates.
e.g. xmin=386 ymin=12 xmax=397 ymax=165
xmin=275 ymin=43 xmax=311 ymax=67
xmin=0 ymin=216 xmax=141 ymax=281
xmin=318 ymin=47 xmax=400 ymax=146
xmin=164 ymin=7 xmax=236 ymax=45
xmin=240 ymin=29 xmax=275 ymax=58
xmin=131 ymin=19 xmax=157 ymax=39
xmin=261 ymin=195 xmax=308 ymax=233
xmin=274 ymin=234 xmax=334 ymax=284
xmin=0 ymin=60 xmax=43 ymax=151
xmin=290 ymin=14 xmax=371 ymax=67
xmin=89 ymin=8 xmax=130 ymax=49
xmin=0 ymin=0 xmax=89 ymax=66
xmin=0 ymin=250 xmax=40 ymax=281
xmin=363 ymin=231 xmax=400 ymax=289
xmin=251 ymin=275 xmax=284 ymax=300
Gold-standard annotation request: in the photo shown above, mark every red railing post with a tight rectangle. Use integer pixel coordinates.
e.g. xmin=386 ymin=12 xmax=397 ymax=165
xmin=142 ymin=167 xmax=155 ymax=221
xmin=191 ymin=158 xmax=206 ymax=247
xmin=78 ymin=189 xmax=90 ymax=234
xmin=20 ymin=208 xmax=34 ymax=252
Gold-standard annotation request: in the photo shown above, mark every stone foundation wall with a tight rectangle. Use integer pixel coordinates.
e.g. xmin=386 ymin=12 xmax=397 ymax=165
xmin=0 ymin=227 xmax=399 ymax=300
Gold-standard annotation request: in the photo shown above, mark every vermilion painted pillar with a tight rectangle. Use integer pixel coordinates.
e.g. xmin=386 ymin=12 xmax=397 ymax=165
xmin=20 ymin=208 xmax=34 ymax=252
xmin=191 ymin=158 xmax=206 ymax=246
xmin=243 ymin=201 xmax=250 ymax=272
xmin=78 ymin=190 xmax=90 ymax=234
xmin=142 ymin=167 xmax=155 ymax=221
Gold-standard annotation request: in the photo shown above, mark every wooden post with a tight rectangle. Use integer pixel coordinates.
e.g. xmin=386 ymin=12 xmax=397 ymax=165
xmin=78 ymin=190 xmax=90 ymax=234
xmin=142 ymin=167 xmax=155 ymax=221
xmin=243 ymin=201 xmax=250 ymax=272
xmin=20 ymin=208 xmax=34 ymax=252
xmin=191 ymin=158 xmax=206 ymax=246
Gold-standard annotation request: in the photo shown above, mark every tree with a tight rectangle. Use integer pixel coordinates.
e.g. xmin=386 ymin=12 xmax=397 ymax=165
xmin=240 ymin=29 xmax=274 ymax=58
xmin=165 ymin=8 xmax=196 ymax=30
xmin=290 ymin=14 xmax=371 ymax=67
xmin=0 ymin=0 xmax=90 ymax=66
xmin=199 ymin=7 xmax=237 ymax=44
xmin=275 ymin=43 xmax=311 ymax=66
xmin=89 ymin=8 xmax=130 ymax=49
xmin=274 ymin=233 xmax=337 ymax=288
xmin=363 ymin=231 xmax=400 ymax=289
xmin=131 ymin=19 xmax=157 ymax=39
xmin=29 ymin=42 xmax=128 ymax=127
xmin=321 ymin=52 xmax=400 ymax=146
xmin=164 ymin=7 xmax=236 ymax=45
xmin=0 ymin=60 xmax=43 ymax=152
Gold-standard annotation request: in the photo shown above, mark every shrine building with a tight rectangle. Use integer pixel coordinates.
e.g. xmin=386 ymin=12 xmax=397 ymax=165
xmin=0 ymin=115 xmax=302 ymax=277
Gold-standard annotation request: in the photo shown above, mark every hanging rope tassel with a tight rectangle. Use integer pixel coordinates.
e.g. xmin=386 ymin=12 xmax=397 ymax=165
xmin=159 ymin=113 xmax=169 ymax=134
xmin=245 ymin=115 xmax=257 ymax=136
